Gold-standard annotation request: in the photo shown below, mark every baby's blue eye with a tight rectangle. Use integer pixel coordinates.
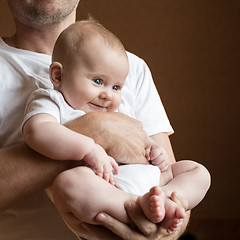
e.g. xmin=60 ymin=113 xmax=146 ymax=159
xmin=93 ymin=78 xmax=103 ymax=85
xmin=112 ymin=85 xmax=120 ymax=91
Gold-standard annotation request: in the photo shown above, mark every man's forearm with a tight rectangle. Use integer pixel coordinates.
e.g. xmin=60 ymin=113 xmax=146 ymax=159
xmin=0 ymin=143 xmax=70 ymax=212
xmin=0 ymin=112 xmax=146 ymax=212
xmin=65 ymin=112 xmax=148 ymax=164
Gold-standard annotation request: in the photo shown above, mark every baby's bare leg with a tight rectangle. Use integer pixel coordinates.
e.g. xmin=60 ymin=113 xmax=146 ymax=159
xmin=139 ymin=160 xmax=210 ymax=233
xmin=161 ymin=160 xmax=211 ymax=210
xmin=53 ymin=166 xmax=139 ymax=224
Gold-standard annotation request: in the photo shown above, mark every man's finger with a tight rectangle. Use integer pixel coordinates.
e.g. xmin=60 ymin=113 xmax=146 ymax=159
xmin=170 ymin=192 xmax=188 ymax=210
xmin=95 ymin=213 xmax=145 ymax=240
xmin=125 ymin=201 xmax=157 ymax=237
xmin=81 ymin=221 xmax=122 ymax=240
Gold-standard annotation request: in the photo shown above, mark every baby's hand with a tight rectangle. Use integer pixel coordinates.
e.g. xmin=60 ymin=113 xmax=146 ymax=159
xmin=146 ymin=145 xmax=169 ymax=172
xmin=84 ymin=144 xmax=119 ymax=185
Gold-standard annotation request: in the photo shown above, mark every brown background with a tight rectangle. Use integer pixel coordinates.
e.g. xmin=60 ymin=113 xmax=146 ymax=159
xmin=0 ymin=0 xmax=239 ymax=239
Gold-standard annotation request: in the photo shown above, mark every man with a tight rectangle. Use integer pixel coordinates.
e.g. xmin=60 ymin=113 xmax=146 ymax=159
xmin=0 ymin=0 xmax=189 ymax=239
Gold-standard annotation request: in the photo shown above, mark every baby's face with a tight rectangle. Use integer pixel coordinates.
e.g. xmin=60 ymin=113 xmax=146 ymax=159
xmin=59 ymin=38 xmax=129 ymax=112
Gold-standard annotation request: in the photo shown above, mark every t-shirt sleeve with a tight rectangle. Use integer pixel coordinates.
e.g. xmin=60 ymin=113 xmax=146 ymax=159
xmin=22 ymin=89 xmax=61 ymax=129
xmin=127 ymin=52 xmax=174 ymax=136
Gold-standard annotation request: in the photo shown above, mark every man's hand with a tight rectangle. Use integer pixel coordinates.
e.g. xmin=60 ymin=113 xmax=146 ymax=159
xmin=65 ymin=112 xmax=148 ymax=164
xmin=82 ymin=199 xmax=189 ymax=240
xmin=87 ymin=204 xmax=167 ymax=240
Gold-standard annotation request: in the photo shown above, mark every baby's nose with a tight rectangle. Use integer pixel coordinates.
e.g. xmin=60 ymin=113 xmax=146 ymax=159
xmin=100 ymin=89 xmax=112 ymax=100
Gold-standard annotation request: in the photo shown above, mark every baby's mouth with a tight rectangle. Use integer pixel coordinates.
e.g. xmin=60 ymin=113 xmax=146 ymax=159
xmin=88 ymin=102 xmax=108 ymax=110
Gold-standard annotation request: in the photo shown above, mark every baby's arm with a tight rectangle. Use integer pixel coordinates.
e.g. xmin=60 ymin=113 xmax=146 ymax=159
xmin=145 ymin=136 xmax=169 ymax=172
xmin=23 ymin=113 xmax=118 ymax=184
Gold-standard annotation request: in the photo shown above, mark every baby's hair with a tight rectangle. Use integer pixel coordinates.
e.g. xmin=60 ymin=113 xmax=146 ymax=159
xmin=52 ymin=18 xmax=126 ymax=65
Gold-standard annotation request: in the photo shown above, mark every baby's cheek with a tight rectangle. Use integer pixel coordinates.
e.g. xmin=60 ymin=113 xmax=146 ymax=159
xmin=117 ymin=96 xmax=122 ymax=108
xmin=108 ymin=105 xmax=117 ymax=112
xmin=111 ymin=97 xmax=121 ymax=112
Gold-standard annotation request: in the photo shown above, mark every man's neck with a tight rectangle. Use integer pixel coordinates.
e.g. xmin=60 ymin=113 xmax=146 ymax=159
xmin=4 ymin=12 xmax=76 ymax=55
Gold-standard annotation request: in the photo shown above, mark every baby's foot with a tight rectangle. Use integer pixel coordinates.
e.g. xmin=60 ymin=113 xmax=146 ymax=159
xmin=161 ymin=194 xmax=186 ymax=233
xmin=138 ymin=186 xmax=166 ymax=223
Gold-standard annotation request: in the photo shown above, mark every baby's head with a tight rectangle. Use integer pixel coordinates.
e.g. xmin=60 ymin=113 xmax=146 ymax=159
xmin=50 ymin=19 xmax=129 ymax=113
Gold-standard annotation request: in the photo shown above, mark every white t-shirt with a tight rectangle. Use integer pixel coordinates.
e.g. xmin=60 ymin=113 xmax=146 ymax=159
xmin=0 ymin=39 xmax=52 ymax=147
xmin=0 ymin=37 xmax=173 ymax=239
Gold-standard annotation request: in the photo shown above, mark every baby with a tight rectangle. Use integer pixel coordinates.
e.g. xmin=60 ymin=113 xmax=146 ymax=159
xmin=22 ymin=19 xmax=210 ymax=233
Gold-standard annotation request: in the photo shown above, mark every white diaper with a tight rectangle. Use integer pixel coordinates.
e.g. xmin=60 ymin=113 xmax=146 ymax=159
xmin=114 ymin=164 xmax=160 ymax=195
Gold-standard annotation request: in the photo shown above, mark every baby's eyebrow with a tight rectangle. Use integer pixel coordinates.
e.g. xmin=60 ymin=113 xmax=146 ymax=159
xmin=114 ymin=80 xmax=125 ymax=86
xmin=88 ymin=71 xmax=106 ymax=77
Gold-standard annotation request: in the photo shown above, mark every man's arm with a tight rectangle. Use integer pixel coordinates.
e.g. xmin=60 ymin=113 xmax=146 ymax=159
xmin=65 ymin=112 xmax=148 ymax=164
xmin=0 ymin=111 xmax=147 ymax=212
xmin=0 ymin=143 xmax=71 ymax=212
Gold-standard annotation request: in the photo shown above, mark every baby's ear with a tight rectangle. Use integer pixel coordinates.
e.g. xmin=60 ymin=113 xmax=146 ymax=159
xmin=49 ymin=62 xmax=63 ymax=88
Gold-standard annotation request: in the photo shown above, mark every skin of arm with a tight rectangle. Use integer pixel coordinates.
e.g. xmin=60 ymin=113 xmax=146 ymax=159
xmin=23 ymin=113 xmax=96 ymax=161
xmin=65 ymin=112 xmax=148 ymax=164
xmin=0 ymin=111 xmax=147 ymax=212
xmin=23 ymin=113 xmax=119 ymax=184
xmin=1 ymin=109 xmax=190 ymax=239
xmin=0 ymin=143 xmax=71 ymax=213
